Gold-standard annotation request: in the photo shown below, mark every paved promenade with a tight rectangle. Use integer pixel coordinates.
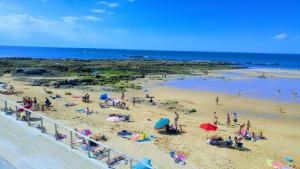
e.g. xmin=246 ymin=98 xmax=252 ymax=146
xmin=0 ymin=112 xmax=107 ymax=169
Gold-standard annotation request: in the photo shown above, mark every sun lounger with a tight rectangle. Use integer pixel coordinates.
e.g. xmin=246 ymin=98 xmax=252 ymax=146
xmin=108 ymin=156 xmax=127 ymax=166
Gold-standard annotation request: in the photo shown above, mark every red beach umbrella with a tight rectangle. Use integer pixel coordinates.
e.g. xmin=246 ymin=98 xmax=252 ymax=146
xmin=199 ymin=123 xmax=218 ymax=139
xmin=18 ymin=104 xmax=32 ymax=112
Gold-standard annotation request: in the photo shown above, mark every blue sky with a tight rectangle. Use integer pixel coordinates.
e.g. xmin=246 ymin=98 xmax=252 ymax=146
xmin=0 ymin=0 xmax=299 ymax=53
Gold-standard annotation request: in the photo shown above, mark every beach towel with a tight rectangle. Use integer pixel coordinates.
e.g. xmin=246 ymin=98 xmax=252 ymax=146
xmin=106 ymin=116 xmax=122 ymax=122
xmin=133 ymin=158 xmax=152 ymax=169
xmin=170 ymin=151 xmax=186 ymax=165
xmin=72 ymin=96 xmax=81 ymax=98
xmin=117 ymin=131 xmax=132 ymax=137
xmin=282 ymin=166 xmax=293 ymax=169
xmin=136 ymin=138 xmax=151 ymax=142
xmin=267 ymin=159 xmax=273 ymax=167
xmin=272 ymin=161 xmax=283 ymax=169
xmin=130 ymin=135 xmax=140 ymax=142
xmin=64 ymin=102 xmax=76 ymax=107
xmin=75 ymin=109 xmax=84 ymax=113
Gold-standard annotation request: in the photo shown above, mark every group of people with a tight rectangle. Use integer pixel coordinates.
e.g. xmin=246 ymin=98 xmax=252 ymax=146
xmin=155 ymin=112 xmax=182 ymax=134
xmin=213 ymin=112 xmax=239 ymax=127
xmin=211 ymin=111 xmax=266 ymax=150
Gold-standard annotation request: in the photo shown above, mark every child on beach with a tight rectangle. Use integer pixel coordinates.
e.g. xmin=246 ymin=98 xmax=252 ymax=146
xmin=216 ymin=96 xmax=219 ymax=105
xmin=233 ymin=112 xmax=238 ymax=126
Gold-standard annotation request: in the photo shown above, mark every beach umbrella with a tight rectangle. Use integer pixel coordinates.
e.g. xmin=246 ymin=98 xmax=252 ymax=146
xmin=199 ymin=123 xmax=218 ymax=139
xmin=154 ymin=118 xmax=170 ymax=129
xmin=18 ymin=104 xmax=32 ymax=112
xmin=80 ymin=129 xmax=92 ymax=136
xmin=283 ymin=156 xmax=293 ymax=163
xmin=133 ymin=158 xmax=152 ymax=169
xmin=100 ymin=93 xmax=108 ymax=100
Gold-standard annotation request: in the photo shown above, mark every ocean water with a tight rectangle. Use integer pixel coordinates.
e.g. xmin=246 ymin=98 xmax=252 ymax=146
xmin=0 ymin=46 xmax=300 ymax=69
xmin=164 ymin=76 xmax=300 ymax=104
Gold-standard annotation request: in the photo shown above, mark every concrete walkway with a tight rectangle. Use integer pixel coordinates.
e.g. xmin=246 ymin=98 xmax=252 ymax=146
xmin=0 ymin=112 xmax=108 ymax=169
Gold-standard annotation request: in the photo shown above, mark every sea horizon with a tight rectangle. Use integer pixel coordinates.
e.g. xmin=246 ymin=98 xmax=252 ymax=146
xmin=1 ymin=45 xmax=300 ymax=69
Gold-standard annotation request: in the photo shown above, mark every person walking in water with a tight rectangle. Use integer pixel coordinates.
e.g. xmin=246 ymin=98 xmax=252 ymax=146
xmin=291 ymin=90 xmax=297 ymax=102
xmin=277 ymin=89 xmax=281 ymax=95
xmin=216 ymin=96 xmax=219 ymax=105
xmin=233 ymin=112 xmax=238 ymax=126
xmin=226 ymin=113 xmax=231 ymax=127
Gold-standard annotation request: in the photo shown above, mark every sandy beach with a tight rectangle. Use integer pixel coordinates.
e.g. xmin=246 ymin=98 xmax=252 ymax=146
xmin=0 ymin=67 xmax=299 ymax=169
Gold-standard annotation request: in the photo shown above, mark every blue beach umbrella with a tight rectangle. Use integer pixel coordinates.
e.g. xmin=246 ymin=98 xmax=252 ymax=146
xmin=99 ymin=93 xmax=108 ymax=100
xmin=283 ymin=156 xmax=293 ymax=163
xmin=133 ymin=158 xmax=152 ymax=169
xmin=154 ymin=118 xmax=170 ymax=129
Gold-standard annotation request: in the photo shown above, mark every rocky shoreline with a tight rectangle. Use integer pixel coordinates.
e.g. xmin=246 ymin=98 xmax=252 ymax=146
xmin=0 ymin=58 xmax=242 ymax=91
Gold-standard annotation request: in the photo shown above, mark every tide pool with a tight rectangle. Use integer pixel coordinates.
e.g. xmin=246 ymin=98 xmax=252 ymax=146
xmin=164 ymin=76 xmax=300 ymax=104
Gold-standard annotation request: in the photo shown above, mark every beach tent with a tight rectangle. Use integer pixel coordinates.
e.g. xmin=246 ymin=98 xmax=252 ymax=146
xmin=154 ymin=118 xmax=170 ymax=129
xmin=199 ymin=123 xmax=218 ymax=139
xmin=133 ymin=158 xmax=152 ymax=169
xmin=99 ymin=93 xmax=108 ymax=100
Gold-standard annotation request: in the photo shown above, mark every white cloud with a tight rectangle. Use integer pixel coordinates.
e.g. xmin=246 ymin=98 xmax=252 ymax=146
xmin=84 ymin=16 xmax=102 ymax=22
xmin=292 ymin=36 xmax=299 ymax=39
xmin=60 ymin=16 xmax=78 ymax=24
xmin=92 ymin=9 xmax=107 ymax=14
xmin=92 ymin=9 xmax=114 ymax=14
xmin=274 ymin=33 xmax=288 ymax=40
xmin=97 ymin=1 xmax=119 ymax=8
xmin=0 ymin=14 xmax=78 ymax=41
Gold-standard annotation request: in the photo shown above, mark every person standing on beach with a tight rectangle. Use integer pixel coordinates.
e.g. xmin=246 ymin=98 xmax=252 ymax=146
xmin=226 ymin=113 xmax=231 ymax=127
xmin=132 ymin=97 xmax=136 ymax=107
xmin=121 ymin=92 xmax=125 ymax=100
xmin=216 ymin=96 xmax=219 ymax=105
xmin=246 ymin=120 xmax=251 ymax=131
xmin=213 ymin=112 xmax=218 ymax=126
xmin=233 ymin=112 xmax=238 ymax=126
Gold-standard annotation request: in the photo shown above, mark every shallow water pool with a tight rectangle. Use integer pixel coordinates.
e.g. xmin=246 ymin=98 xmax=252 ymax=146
xmin=164 ymin=76 xmax=300 ymax=104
